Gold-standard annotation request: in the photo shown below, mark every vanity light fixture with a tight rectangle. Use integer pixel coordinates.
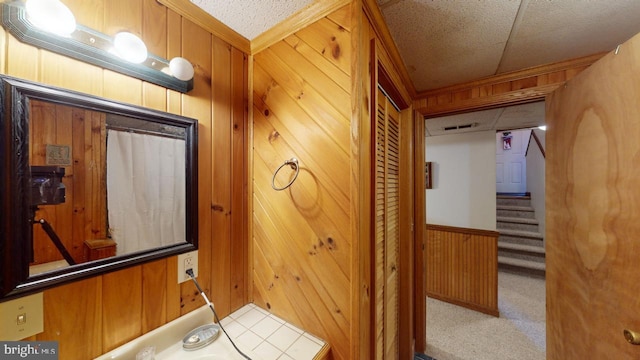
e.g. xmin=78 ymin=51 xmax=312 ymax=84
xmin=112 ymin=31 xmax=148 ymax=64
xmin=2 ymin=0 xmax=194 ymax=93
xmin=25 ymin=0 xmax=75 ymax=37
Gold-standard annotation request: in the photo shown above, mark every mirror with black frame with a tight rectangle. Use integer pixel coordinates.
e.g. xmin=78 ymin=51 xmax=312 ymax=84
xmin=0 ymin=75 xmax=198 ymax=300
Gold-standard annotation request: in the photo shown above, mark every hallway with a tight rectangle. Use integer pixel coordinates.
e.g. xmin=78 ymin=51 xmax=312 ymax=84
xmin=425 ymin=272 xmax=545 ymax=360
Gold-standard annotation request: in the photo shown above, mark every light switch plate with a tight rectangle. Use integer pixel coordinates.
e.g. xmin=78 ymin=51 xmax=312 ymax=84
xmin=177 ymin=250 xmax=198 ymax=284
xmin=0 ymin=292 xmax=44 ymax=340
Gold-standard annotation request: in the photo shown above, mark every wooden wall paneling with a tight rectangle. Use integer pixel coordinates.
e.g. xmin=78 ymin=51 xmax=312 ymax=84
xmin=40 ymin=53 xmax=103 ymax=96
xmin=398 ymin=106 xmax=415 ymax=359
xmin=39 ymin=277 xmax=103 ymax=359
xmin=83 ymin=111 xmax=106 ymax=252
xmin=142 ymin=0 xmax=168 ymax=57
xmin=251 ymin=104 xmax=351 ymax=303
xmin=141 ymin=259 xmax=168 ymax=333
xmin=211 ymin=36 xmax=232 ymax=316
xmin=351 ymin=4 xmax=373 ymax=359
xmin=179 ymin=17 xmax=212 ymax=316
xmin=326 ymin=4 xmax=352 ymax=32
xmin=29 ymin=103 xmax=108 ymax=264
xmin=283 ymin=34 xmax=350 ymax=93
xmin=425 ymin=225 xmax=499 ymax=316
xmin=254 ymin=44 xmax=351 ymax=154
xmin=5 ymin=32 xmax=38 ymax=79
xmin=70 ymin=108 xmax=87 ymax=262
xmin=270 ymin=36 xmax=352 ymax=135
xmin=164 ymin=7 xmax=183 ymax=323
xmin=251 ymin=102 xmax=351 ymax=327
xmin=102 ymin=266 xmax=143 ymax=351
xmin=229 ymin=46 xmax=248 ymax=310
xmin=66 ymin=0 xmax=104 ymax=32
xmin=413 ymin=110 xmax=426 ymax=353
xmin=102 ymin=70 xmax=143 ymax=104
xmin=251 ymin=72 xmax=351 ymax=268
xmin=52 ymin=105 xmax=75 ymax=259
xmin=157 ymin=0 xmax=250 ymax=54
xmin=251 ymin=8 xmax=356 ymax=358
xmin=251 ymin=0 xmax=351 ymax=54
xmin=252 ymin=107 xmax=350 ymax=235
xmin=251 ymin=73 xmax=350 ymax=210
xmin=3 ymin=0 xmax=250 ymax=357
xmin=252 ymin=187 xmax=349 ymax=360
xmin=414 ymin=53 xmax=604 ymax=118
xmin=104 ymin=0 xmax=141 ymax=38
xmin=30 ymin=101 xmax=59 ymax=263
xmin=294 ymin=17 xmax=351 ymax=76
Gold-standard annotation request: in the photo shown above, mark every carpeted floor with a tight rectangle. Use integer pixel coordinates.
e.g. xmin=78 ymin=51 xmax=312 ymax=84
xmin=422 ymin=271 xmax=546 ymax=360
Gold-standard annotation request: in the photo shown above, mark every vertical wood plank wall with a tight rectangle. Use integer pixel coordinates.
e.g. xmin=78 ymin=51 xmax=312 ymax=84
xmin=1 ymin=0 xmax=248 ymax=358
xmin=29 ymin=101 xmax=107 ymax=265
xmin=252 ymin=5 xmax=352 ymax=360
xmin=426 ymin=224 xmax=499 ymax=316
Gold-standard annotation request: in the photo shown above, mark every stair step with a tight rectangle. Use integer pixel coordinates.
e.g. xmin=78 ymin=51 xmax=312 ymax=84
xmin=497 ymin=195 xmax=532 ymax=207
xmin=496 ymin=216 xmax=538 ymax=225
xmin=498 ymin=228 xmax=544 ymax=240
xmin=498 ymin=256 xmax=546 ymax=271
xmin=496 ymin=205 xmax=534 ymax=212
xmin=498 ymin=241 xmax=545 ymax=254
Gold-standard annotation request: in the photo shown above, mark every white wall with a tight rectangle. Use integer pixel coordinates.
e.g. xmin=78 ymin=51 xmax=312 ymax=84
xmin=425 ymin=130 xmax=496 ymax=231
xmin=526 ymin=128 xmax=546 ymax=238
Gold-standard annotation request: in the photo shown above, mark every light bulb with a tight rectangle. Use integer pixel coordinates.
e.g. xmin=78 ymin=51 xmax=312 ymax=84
xmin=26 ymin=0 xmax=76 ymax=37
xmin=169 ymin=57 xmax=195 ymax=81
xmin=113 ymin=32 xmax=148 ymax=64
xmin=538 ymin=125 xmax=547 ymax=131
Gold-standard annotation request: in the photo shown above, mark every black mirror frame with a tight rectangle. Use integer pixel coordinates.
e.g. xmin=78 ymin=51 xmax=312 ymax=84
xmin=0 ymin=75 xmax=198 ymax=301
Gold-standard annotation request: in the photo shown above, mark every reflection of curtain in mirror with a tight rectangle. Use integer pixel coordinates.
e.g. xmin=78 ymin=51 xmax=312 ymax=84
xmin=106 ymin=130 xmax=186 ymax=254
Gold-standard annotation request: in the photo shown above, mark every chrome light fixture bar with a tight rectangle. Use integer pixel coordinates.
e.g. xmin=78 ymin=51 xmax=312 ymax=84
xmin=1 ymin=1 xmax=194 ymax=93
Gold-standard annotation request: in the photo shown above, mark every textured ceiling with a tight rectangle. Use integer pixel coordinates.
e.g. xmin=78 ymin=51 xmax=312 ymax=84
xmin=378 ymin=0 xmax=640 ymax=92
xmin=191 ymin=0 xmax=640 ymax=136
xmin=190 ymin=0 xmax=314 ymax=40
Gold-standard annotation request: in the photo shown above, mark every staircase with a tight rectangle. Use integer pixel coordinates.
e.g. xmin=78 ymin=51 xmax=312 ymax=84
xmin=496 ymin=194 xmax=545 ymax=277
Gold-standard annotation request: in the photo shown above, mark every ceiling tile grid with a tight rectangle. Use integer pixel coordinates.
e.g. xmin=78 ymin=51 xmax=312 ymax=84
xmin=378 ymin=0 xmax=521 ymax=91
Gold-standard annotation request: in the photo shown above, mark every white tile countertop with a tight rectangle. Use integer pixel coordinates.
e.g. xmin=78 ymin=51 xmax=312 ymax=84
xmin=94 ymin=303 xmax=329 ymax=360
xmin=221 ymin=304 xmax=327 ymax=360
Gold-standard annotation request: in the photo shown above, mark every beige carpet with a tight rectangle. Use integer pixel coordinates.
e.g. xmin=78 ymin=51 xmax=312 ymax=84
xmin=424 ymin=271 xmax=546 ymax=360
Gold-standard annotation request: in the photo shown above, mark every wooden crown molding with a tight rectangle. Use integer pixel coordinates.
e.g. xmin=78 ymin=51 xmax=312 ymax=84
xmin=251 ymin=0 xmax=351 ymax=55
xmin=414 ymin=52 xmax=606 ymax=117
xmin=157 ymin=0 xmax=251 ymax=54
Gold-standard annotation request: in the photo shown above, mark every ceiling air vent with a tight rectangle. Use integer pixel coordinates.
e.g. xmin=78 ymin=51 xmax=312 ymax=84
xmin=443 ymin=122 xmax=478 ymax=131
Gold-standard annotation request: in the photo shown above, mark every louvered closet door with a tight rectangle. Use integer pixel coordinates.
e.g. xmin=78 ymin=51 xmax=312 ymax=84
xmin=375 ymin=88 xmax=400 ymax=360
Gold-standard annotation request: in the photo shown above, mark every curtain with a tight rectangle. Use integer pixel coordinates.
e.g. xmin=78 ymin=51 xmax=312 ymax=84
xmin=106 ymin=130 xmax=186 ymax=255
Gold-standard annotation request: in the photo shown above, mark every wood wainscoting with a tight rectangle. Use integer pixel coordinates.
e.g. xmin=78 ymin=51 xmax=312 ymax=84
xmin=426 ymin=224 xmax=499 ymax=316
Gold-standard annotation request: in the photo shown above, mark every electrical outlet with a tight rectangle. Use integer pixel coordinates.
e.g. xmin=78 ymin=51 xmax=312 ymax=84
xmin=0 ymin=292 xmax=44 ymax=340
xmin=177 ymin=250 xmax=198 ymax=284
